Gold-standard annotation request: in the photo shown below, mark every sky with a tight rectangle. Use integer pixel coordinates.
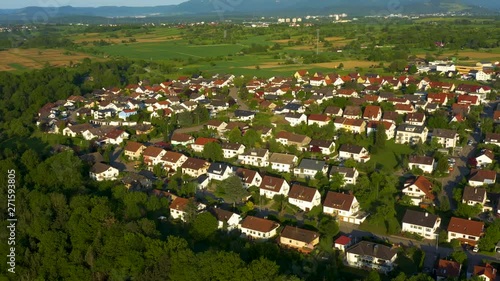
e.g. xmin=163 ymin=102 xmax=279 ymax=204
xmin=1 ymin=0 xmax=186 ymax=9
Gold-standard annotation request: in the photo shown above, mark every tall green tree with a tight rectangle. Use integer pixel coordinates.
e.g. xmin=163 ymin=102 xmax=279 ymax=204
xmin=202 ymin=142 xmax=223 ymax=162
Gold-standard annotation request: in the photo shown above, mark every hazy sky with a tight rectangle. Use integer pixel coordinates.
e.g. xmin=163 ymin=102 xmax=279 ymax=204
xmin=1 ymin=0 xmax=186 ymax=9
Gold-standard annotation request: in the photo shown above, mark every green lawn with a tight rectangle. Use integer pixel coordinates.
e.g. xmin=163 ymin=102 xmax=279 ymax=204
xmin=367 ymin=141 xmax=414 ymax=171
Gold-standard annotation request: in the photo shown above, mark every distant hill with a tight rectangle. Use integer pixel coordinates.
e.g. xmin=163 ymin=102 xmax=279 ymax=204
xmin=0 ymin=0 xmax=498 ymax=20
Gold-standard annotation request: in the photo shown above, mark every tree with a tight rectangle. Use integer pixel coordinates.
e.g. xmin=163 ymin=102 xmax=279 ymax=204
xmin=190 ymin=212 xmax=218 ymax=240
xmin=408 ymin=65 xmax=418 ymax=74
xmin=365 ymin=270 xmax=381 ymax=281
xmin=202 ymin=142 xmax=223 ymax=162
xmin=479 ymin=219 xmax=500 ymax=251
xmin=436 ymin=157 xmax=449 ymax=174
xmin=216 ymin=176 xmax=249 ymax=207
xmin=318 ymin=216 xmax=339 ymax=238
xmin=227 ymin=127 xmax=242 ymax=144
xmin=451 ymin=250 xmax=467 ymax=265
xmin=374 ymin=123 xmax=387 ymax=149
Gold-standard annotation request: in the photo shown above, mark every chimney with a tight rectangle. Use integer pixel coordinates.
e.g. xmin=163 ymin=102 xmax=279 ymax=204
xmin=425 ymin=212 xmax=428 ymax=217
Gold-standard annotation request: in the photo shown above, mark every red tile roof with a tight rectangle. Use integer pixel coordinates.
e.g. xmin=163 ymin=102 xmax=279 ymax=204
xmin=406 ymin=176 xmax=434 ymax=200
xmin=362 ymin=105 xmax=381 ymax=119
xmin=334 ymin=235 xmax=352 ymax=246
xmin=240 ymin=216 xmax=279 ymax=233
xmin=124 ymin=141 xmax=145 ymax=153
xmin=323 ymin=191 xmax=355 ymax=211
xmin=447 ymin=217 xmax=484 ymax=237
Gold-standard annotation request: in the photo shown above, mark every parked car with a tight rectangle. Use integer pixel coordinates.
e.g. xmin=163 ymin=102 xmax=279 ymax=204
xmin=473 ymin=245 xmax=479 ymax=253
xmin=467 ymin=140 xmax=474 ymax=146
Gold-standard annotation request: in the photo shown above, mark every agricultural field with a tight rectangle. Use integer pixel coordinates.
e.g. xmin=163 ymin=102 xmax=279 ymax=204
xmin=0 ymin=48 xmax=102 ymax=71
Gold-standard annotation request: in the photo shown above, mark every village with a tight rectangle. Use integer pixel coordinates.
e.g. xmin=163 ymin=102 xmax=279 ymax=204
xmin=36 ymin=58 xmax=500 ymax=280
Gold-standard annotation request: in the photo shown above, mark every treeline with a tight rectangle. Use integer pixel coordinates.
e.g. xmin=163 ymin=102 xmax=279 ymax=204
xmin=0 ymin=150 xmax=298 ymax=280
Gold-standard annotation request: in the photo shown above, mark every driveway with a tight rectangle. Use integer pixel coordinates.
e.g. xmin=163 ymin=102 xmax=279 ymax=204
xmin=229 ymin=87 xmax=249 ymax=111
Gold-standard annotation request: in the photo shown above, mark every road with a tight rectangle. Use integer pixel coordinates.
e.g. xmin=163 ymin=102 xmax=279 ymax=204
xmin=229 ymin=86 xmax=249 ymax=111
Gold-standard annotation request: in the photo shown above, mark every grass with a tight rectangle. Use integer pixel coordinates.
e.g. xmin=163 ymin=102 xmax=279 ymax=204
xmin=367 ymin=141 xmax=414 ymax=171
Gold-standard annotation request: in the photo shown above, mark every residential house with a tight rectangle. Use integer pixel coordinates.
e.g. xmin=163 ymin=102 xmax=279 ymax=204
xmin=309 ymin=139 xmax=335 ymax=155
xmin=235 ymin=168 xmax=262 ymax=188
xmin=469 ymin=169 xmax=497 ymax=187
xmin=427 ymin=93 xmax=448 ymax=106
xmin=457 ymin=95 xmax=480 ymax=106
xmin=366 ymin=121 xmax=396 ymax=139
xmin=160 ymin=151 xmax=188 ymax=172
xmin=401 ymin=209 xmax=441 ymax=240
xmin=259 ymin=176 xmax=290 ymax=199
xmin=362 ymin=105 xmax=382 ymax=121
xmin=394 ymin=104 xmax=415 ymax=114
xmin=209 ymin=207 xmax=241 ymax=231
xmin=89 ymin=163 xmax=119 ymax=181
xmin=124 ymin=141 xmax=146 ymax=160
xmin=462 ymin=186 xmax=490 ymax=212
xmin=345 ymin=241 xmax=398 ymax=273
xmin=329 ymin=166 xmax=359 ymax=185
xmin=221 ymin=143 xmax=246 ymax=159
xmin=323 ymin=191 xmax=367 ymax=224
xmin=62 ymin=123 xmax=93 ymax=137
xmin=338 ymin=144 xmax=370 ymax=163
xmin=293 ymin=158 xmax=328 ymax=179
xmin=473 ymin=264 xmax=497 ymax=281
xmin=469 ymin=70 xmax=491 ymax=81
xmin=381 ymin=111 xmax=399 ymax=124
xmin=324 ymin=106 xmax=343 ymax=117
xmin=279 ymin=226 xmax=320 ymax=252
xmin=334 ymin=235 xmax=352 ymax=252
xmin=402 ymin=176 xmax=435 ymax=206
xmin=284 ymin=113 xmax=307 ymax=127
xmin=474 ymin=149 xmax=495 ymax=168
xmin=408 ymin=155 xmax=435 ymax=174
xmin=233 ymin=110 xmax=256 ymax=121
xmin=307 ymin=114 xmax=331 ymax=127
xmin=104 ymin=129 xmax=129 ymax=145
xmin=436 ymin=259 xmax=461 ymax=281
xmin=239 ymin=216 xmax=280 ymax=240
xmin=118 ymin=109 xmax=138 ymax=120
xmin=275 ymin=131 xmax=312 ymax=150
xmin=288 ymin=184 xmax=321 ymax=211
xmin=432 ymin=129 xmax=459 ymax=148
xmin=269 ymin=153 xmax=298 ymax=173
xmin=169 ymin=197 xmax=206 ymax=222
xmin=181 ymin=157 xmax=210 ymax=178
xmin=405 ymin=113 xmax=426 ymax=126
xmin=395 ymin=124 xmax=429 ymax=145
xmin=191 ymin=137 xmax=219 ymax=153
xmin=207 ymin=162 xmax=233 ymax=181
xmin=171 ymin=133 xmax=195 ymax=146
xmin=333 ymin=118 xmax=366 ymax=134
xmin=238 ymin=148 xmax=270 ymax=167
xmin=447 ymin=217 xmax=484 ymax=245
xmin=343 ymin=106 xmax=362 ymax=119
xmin=484 ymin=133 xmax=500 ymax=146
xmin=206 ymin=120 xmax=228 ymax=132
xmin=143 ymin=146 xmax=167 ymax=166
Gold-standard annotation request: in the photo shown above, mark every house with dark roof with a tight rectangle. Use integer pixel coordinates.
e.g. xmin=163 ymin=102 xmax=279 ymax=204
xmin=259 ymin=176 xmax=290 ymax=199
xmin=181 ymin=157 xmax=210 ymax=178
xmin=395 ymin=124 xmax=429 ymax=145
xmin=308 ymin=139 xmax=335 ymax=155
xmin=405 ymin=112 xmax=426 ymax=126
xmin=343 ymin=105 xmax=362 ymax=119
xmin=279 ymin=226 xmax=320 ymax=253
xmin=171 ymin=133 xmax=195 ymax=146
xmin=432 ymin=129 xmax=459 ymax=148
xmin=293 ymin=158 xmax=328 ymax=179
xmin=207 ymin=163 xmax=233 ymax=181
xmin=221 ymin=143 xmax=246 ymax=159
xmin=324 ymin=106 xmax=343 ymax=117
xmin=329 ymin=166 xmax=359 ymax=185
xmin=238 ymin=148 xmax=270 ymax=167
xmin=474 ymin=149 xmax=495 ymax=168
xmin=235 ymin=168 xmax=262 ymax=188
xmin=89 ymin=163 xmax=119 ymax=181
xmin=408 ymin=155 xmax=435 ymax=174
xmin=338 ymin=144 xmax=370 ymax=163
xmin=469 ymin=169 xmax=497 ymax=187
xmin=401 ymin=209 xmax=441 ymax=240
xmin=436 ymin=259 xmax=461 ymax=281
xmin=323 ymin=191 xmax=367 ymax=224
xmin=233 ymin=110 xmax=256 ymax=121
xmin=239 ymin=216 xmax=280 ymax=240
xmin=275 ymin=131 xmax=311 ymax=149
xmin=288 ymin=184 xmax=321 ymax=211
xmin=160 ymin=151 xmax=188 ymax=171
xmin=484 ymin=133 xmax=500 ymax=146
xmin=345 ymin=241 xmax=398 ymax=273
xmin=205 ymin=120 xmax=228 ymax=132
xmin=209 ymin=207 xmax=241 ymax=231
xmin=462 ymin=186 xmax=491 ymax=212
xmin=447 ymin=217 xmax=484 ymax=245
